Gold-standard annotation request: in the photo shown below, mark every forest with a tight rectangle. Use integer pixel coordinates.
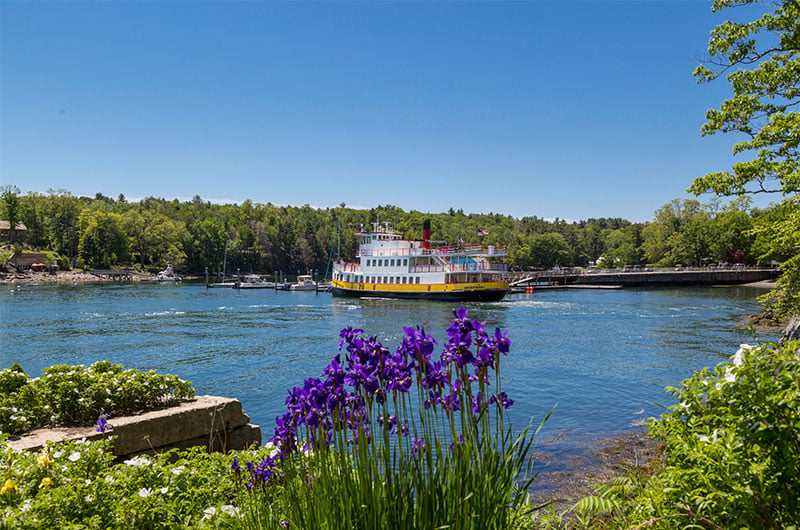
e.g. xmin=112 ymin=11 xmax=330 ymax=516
xmin=0 ymin=186 xmax=791 ymax=277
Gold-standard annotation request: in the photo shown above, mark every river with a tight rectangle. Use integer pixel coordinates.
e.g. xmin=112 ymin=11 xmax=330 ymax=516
xmin=0 ymin=283 xmax=775 ymax=483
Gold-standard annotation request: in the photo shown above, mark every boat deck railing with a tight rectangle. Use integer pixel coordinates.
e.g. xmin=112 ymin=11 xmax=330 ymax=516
xmin=333 ymin=261 xmax=507 ymax=274
xmin=410 ymin=263 xmax=507 ymax=274
xmin=357 ymin=244 xmax=504 ymax=258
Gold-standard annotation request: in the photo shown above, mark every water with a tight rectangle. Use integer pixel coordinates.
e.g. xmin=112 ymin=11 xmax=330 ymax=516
xmin=0 ymin=283 xmax=775 ymax=477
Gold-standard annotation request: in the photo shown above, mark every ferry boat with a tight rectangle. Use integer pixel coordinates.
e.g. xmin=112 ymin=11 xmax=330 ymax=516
xmin=331 ymin=220 xmax=509 ymax=301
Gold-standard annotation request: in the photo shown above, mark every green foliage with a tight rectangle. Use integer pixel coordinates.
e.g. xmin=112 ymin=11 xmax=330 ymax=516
xmin=123 ymin=209 xmax=187 ymax=269
xmin=0 ymin=437 xmax=275 ymax=529
xmin=0 ymin=361 xmax=194 ymax=435
xmin=1 ymin=185 xmax=776 ymax=275
xmin=560 ymin=341 xmax=800 ymax=530
xmin=690 ymin=0 xmax=800 ymax=315
xmin=637 ymin=341 xmax=800 ymax=528
xmin=1 ymin=185 xmax=22 ymax=244
xmin=77 ymin=209 xmax=130 ymax=269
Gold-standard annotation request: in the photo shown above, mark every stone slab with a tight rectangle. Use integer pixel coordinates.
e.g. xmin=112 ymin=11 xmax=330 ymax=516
xmin=5 ymin=395 xmax=252 ymax=456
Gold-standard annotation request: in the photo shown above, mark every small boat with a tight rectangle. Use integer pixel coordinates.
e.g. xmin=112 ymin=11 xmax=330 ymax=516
xmin=289 ymin=275 xmax=317 ymax=291
xmin=156 ymin=264 xmax=181 ymax=283
xmin=331 ymin=220 xmax=508 ymax=301
xmin=206 ymin=281 xmax=237 ymax=288
xmin=236 ymin=275 xmax=275 ymax=289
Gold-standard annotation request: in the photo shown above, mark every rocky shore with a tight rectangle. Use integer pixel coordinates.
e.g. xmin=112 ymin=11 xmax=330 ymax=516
xmin=0 ymin=270 xmax=158 ymax=285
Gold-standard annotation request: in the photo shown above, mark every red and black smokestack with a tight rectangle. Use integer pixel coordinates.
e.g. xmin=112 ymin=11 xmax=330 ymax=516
xmin=422 ymin=220 xmax=431 ymax=250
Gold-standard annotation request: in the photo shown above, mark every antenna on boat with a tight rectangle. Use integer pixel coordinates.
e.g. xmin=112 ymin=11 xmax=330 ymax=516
xmin=337 ymin=218 xmax=341 ymax=261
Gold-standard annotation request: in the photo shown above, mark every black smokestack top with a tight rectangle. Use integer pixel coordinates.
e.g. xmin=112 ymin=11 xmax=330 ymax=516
xmin=422 ymin=220 xmax=431 ymax=249
xmin=423 ymin=220 xmax=430 ymax=231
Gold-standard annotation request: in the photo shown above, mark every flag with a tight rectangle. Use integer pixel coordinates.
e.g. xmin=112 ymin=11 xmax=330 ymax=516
xmin=458 ymin=236 xmax=464 ymax=245
xmin=477 ymin=229 xmax=489 ymax=237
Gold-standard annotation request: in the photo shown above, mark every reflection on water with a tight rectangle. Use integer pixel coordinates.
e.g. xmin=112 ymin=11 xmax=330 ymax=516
xmin=0 ymin=283 xmax=775 ymax=463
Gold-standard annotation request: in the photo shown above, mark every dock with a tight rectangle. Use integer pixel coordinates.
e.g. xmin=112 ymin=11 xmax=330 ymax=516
xmin=507 ymin=267 xmax=781 ymax=288
xmin=90 ymin=269 xmax=136 ymax=281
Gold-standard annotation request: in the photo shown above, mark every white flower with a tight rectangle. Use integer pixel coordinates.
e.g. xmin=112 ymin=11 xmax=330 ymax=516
xmin=265 ymin=442 xmax=281 ymax=458
xmin=170 ymin=466 xmax=185 ymax=475
xmin=724 ymin=368 xmax=736 ymax=383
xmin=202 ymin=507 xmax=216 ymax=520
xmin=68 ymin=451 xmax=81 ymax=462
xmin=104 ymin=475 xmax=115 ymax=484
xmin=85 ymin=495 xmax=94 ymax=502
xmin=698 ymin=434 xmax=709 ymax=443
xmin=733 ymin=344 xmax=751 ymax=366
xmin=221 ymin=505 xmax=241 ymax=517
xmin=124 ymin=455 xmax=151 ymax=467
xmin=160 ymin=487 xmax=168 ymax=495
xmin=137 ymin=487 xmax=152 ymax=498
xmin=20 ymin=500 xmax=32 ymax=513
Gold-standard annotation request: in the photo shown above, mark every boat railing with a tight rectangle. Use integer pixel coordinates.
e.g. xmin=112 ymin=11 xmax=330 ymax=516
xmin=410 ymin=263 xmax=507 ymax=273
xmin=357 ymin=244 xmax=505 ymax=258
xmin=334 ymin=261 xmax=506 ymax=274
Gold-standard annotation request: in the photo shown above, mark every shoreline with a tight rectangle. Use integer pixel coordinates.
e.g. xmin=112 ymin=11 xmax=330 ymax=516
xmin=0 ymin=270 xmax=159 ymax=285
xmin=531 ymin=429 xmax=662 ymax=514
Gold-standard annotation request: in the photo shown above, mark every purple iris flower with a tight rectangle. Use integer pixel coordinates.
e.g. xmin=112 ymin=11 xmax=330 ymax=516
xmin=95 ymin=412 xmax=111 ymax=433
xmin=449 ymin=434 xmax=465 ymax=452
xmin=338 ymin=327 xmax=364 ymax=349
xmin=472 ymin=392 xmax=484 ymax=416
xmin=412 ymin=436 xmax=426 ymax=456
xmin=490 ymin=392 xmax=514 ymax=409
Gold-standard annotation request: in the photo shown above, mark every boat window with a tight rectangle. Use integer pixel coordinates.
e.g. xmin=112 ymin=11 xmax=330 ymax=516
xmin=390 ymin=259 xmax=395 ymax=267
xmin=379 ymin=259 xmax=383 ymax=267
xmin=403 ymin=259 xmax=408 ymax=267
xmin=416 ymin=277 xmax=420 ymax=284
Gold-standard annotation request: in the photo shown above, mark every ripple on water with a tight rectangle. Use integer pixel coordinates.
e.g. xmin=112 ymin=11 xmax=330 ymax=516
xmin=1 ymin=283 xmax=777 ymax=466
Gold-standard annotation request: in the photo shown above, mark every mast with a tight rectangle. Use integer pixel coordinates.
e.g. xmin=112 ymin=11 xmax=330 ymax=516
xmin=222 ymin=239 xmax=229 ymax=282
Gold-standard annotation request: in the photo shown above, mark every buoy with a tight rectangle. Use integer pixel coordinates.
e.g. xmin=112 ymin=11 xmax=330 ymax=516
xmin=525 ymin=286 xmax=534 ymax=293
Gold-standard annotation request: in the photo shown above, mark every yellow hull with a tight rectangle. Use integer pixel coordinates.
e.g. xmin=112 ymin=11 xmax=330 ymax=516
xmin=331 ymin=280 xmax=509 ymax=301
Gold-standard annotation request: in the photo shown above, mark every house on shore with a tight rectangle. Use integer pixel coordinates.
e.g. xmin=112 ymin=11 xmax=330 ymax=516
xmin=0 ymin=220 xmax=28 ymax=243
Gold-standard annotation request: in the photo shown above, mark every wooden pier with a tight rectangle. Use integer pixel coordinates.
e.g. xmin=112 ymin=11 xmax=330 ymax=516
xmin=90 ymin=269 xmax=136 ymax=281
xmin=506 ymin=267 xmax=781 ymax=288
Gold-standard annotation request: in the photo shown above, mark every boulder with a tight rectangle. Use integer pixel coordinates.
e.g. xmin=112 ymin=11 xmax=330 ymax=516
xmin=779 ymin=315 xmax=800 ymax=346
xmin=5 ymin=395 xmax=261 ymax=457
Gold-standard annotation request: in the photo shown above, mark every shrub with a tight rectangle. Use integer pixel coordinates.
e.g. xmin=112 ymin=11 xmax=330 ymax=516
xmin=639 ymin=340 xmax=800 ymax=528
xmin=0 ymin=361 xmax=194 ymax=435
xmin=564 ymin=341 xmax=800 ymax=529
xmin=0 ymin=436 xmax=275 ymax=529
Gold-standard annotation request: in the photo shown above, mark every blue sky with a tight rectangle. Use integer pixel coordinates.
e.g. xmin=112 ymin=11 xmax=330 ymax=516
xmin=0 ymin=1 xmax=762 ymax=221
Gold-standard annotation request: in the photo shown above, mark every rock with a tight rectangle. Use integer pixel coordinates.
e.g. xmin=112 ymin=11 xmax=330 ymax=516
xmin=779 ymin=315 xmax=800 ymax=346
xmin=5 ymin=395 xmax=261 ymax=456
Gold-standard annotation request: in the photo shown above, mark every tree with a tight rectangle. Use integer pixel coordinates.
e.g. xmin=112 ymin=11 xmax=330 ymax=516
xmin=77 ymin=209 xmax=130 ymax=268
xmin=1 ymin=185 xmax=21 ymax=243
xmin=45 ymin=190 xmax=82 ymax=259
xmin=691 ymin=0 xmax=800 ymax=315
xmin=529 ymin=233 xmax=571 ymax=269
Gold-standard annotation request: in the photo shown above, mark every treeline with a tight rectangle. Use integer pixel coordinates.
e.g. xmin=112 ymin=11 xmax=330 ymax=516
xmin=0 ymin=187 xmax=792 ymax=275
